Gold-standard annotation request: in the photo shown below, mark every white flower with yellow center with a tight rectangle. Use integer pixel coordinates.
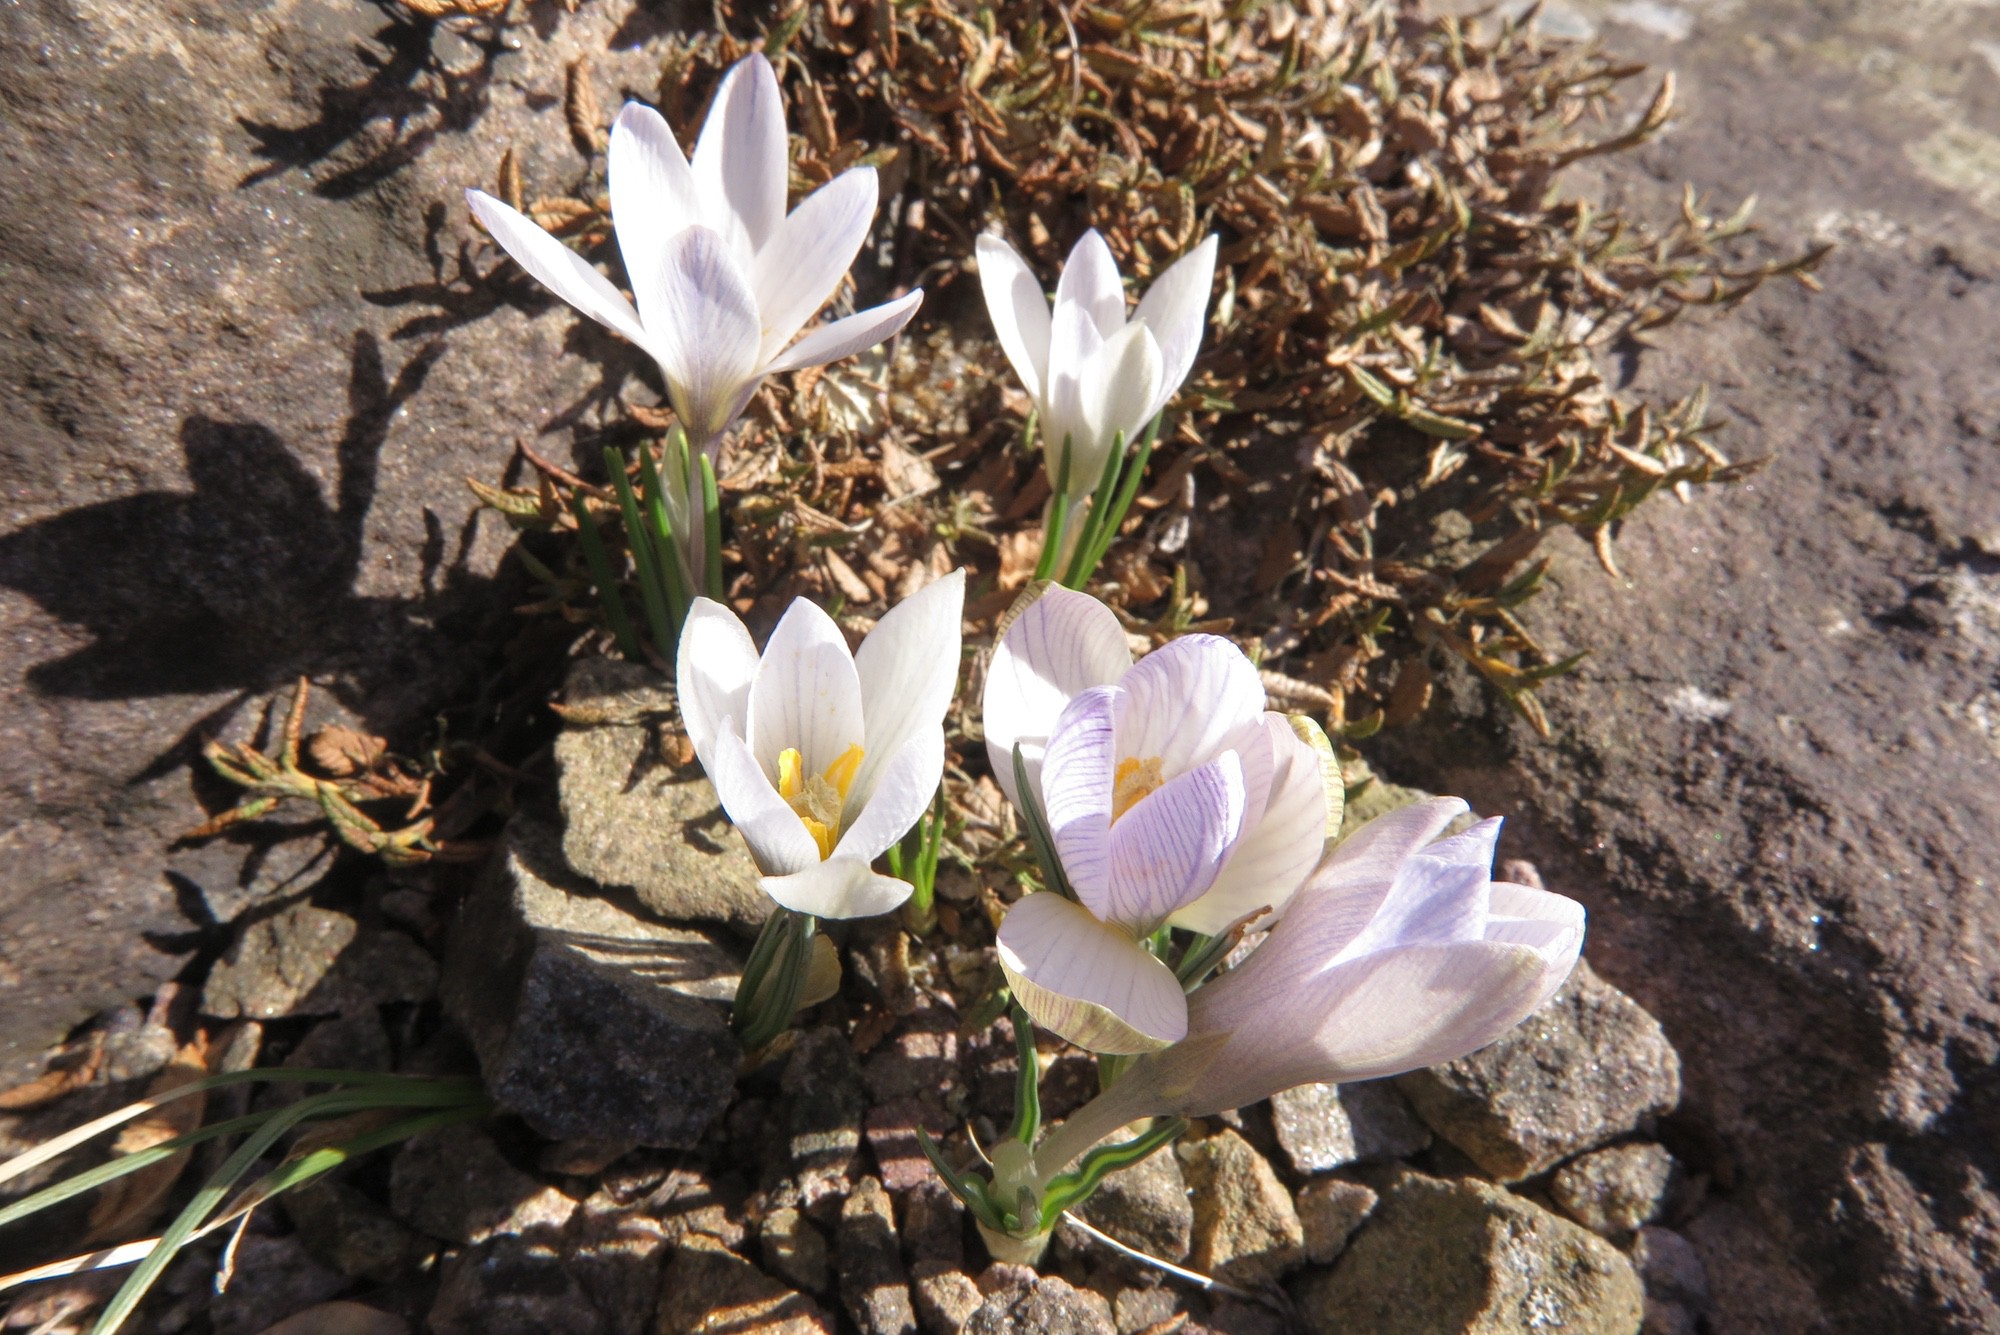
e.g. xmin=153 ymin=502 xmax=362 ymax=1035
xmin=981 ymin=586 xmax=1337 ymax=1053
xmin=676 ymin=572 xmax=964 ymax=918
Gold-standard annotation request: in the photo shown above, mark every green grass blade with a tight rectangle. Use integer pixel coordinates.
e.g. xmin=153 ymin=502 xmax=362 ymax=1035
xmin=603 ymin=446 xmax=675 ymax=657
xmin=569 ymin=492 xmax=642 ymax=657
xmin=699 ymin=451 xmax=725 ymax=602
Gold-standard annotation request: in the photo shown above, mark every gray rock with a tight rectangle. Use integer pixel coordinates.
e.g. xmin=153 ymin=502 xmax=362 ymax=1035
xmin=389 ymin=1125 xmax=575 ymax=1246
xmin=1397 ymin=960 xmax=1680 ymax=1181
xmin=202 ymin=902 xmax=356 ymax=1020
xmin=909 ymin=1262 xmax=982 ymax=1335
xmin=1631 ymin=1227 xmax=1709 ymax=1335
xmin=281 ymin=1177 xmax=423 ymax=1283
xmin=564 ymin=1189 xmax=675 ymax=1335
xmin=441 ymin=817 xmax=741 ymax=1147
xmin=1063 ymin=1129 xmax=1193 ymax=1264
xmin=1110 ymin=1286 xmax=1179 ymax=1334
xmin=1551 ymin=1144 xmax=1678 ymax=1237
xmin=1270 ymin=1080 xmax=1432 ymax=1175
xmin=963 ymin=1274 xmax=1116 ymax=1335
xmin=250 ymin=1304 xmax=407 ymax=1335
xmin=557 ymin=660 xmax=772 ymax=936
xmin=900 ymin=1180 xmax=966 ymax=1266
xmin=1296 ymin=1178 xmax=1378 ymax=1265
xmin=761 ymin=1207 xmax=830 ymax=1294
xmin=0 ymin=0 xmax=629 ymax=1083
xmin=209 ymin=1232 xmax=347 ymax=1335
xmin=430 ymin=1233 xmax=599 ymax=1335
xmin=1179 ymin=1129 xmax=1305 ymax=1285
xmin=838 ymin=1177 xmax=916 ymax=1335
xmin=781 ymin=1026 xmax=866 ymax=1206
xmin=1290 ymin=1170 xmax=1643 ymax=1335
xmin=656 ymin=1233 xmax=835 ymax=1333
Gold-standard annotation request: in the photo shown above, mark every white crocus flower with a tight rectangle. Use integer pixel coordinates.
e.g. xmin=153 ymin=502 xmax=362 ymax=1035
xmin=977 ymin=229 xmax=1217 ymax=501
xmin=465 ymin=53 xmax=922 ymax=454
xmin=676 ymin=571 xmax=964 ymax=919
xmin=981 ymin=586 xmax=1334 ymax=1053
xmin=1024 ymin=799 xmax=1586 ymax=1178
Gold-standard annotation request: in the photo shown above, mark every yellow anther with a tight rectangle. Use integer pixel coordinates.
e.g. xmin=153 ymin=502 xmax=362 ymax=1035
xmin=1112 ymin=755 xmax=1166 ymax=823
xmin=823 ymin=743 xmax=865 ymax=802
xmin=775 ymin=743 xmax=867 ymax=861
xmin=777 ymin=747 xmax=805 ymax=801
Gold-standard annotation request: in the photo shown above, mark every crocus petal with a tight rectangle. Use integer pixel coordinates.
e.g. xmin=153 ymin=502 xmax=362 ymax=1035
xmin=1042 ymin=300 xmax=1105 ymax=487
xmin=467 ymin=189 xmax=648 ymax=348
xmin=752 ymin=167 xmax=880 ymax=364
xmin=983 ymin=584 xmax=1133 ymax=809
xmin=608 ymin=102 xmax=699 ymax=311
xmin=1112 ymin=634 xmax=1267 ymax=776
xmin=1485 ymin=881 xmax=1589 ymax=955
xmin=1103 ymin=753 xmax=1246 ymax=931
xmin=997 ymin=892 xmax=1188 ymax=1053
xmin=762 ymin=855 xmax=914 ymax=919
xmin=763 ymin=289 xmax=924 ymax=374
xmin=1171 ymin=715 xmax=1329 ymax=935
xmin=1174 ymin=940 xmax=1566 ymax=1113
xmin=1078 ymin=321 xmax=1164 ymax=456
xmin=1289 ymin=797 xmax=1470 ymax=960
xmin=675 ymin=597 xmax=761 ymax=760
xmin=1131 ymin=235 xmax=1217 ymax=421
xmin=1335 ymin=854 xmax=1492 ymax=961
xmin=745 ymin=598 xmax=866 ymax=779
xmin=850 ymin=570 xmax=965 ymax=812
xmin=1054 ymin=229 xmax=1129 ymax=340
xmin=691 ymin=53 xmax=788 ymax=256
xmin=703 ymin=721 xmax=821 ymax=876
xmin=831 ymin=725 xmax=944 ymax=863
xmin=1039 ymin=685 xmax=1117 ymax=906
xmin=645 ymin=225 xmax=763 ymax=443
xmin=976 ymin=233 xmax=1053 ymax=403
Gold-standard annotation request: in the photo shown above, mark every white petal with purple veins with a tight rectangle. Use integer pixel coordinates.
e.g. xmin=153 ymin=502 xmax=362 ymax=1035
xmin=983 ymin=585 xmax=1132 ymax=808
xmin=997 ymin=892 xmax=1188 ymax=1053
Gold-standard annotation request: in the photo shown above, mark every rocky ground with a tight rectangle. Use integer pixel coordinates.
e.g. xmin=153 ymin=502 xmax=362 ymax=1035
xmin=1 ymin=0 xmax=1996 ymax=1331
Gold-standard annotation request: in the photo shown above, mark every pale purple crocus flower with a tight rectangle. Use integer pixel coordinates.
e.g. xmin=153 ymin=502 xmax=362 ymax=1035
xmin=1023 ymin=797 xmax=1586 ymax=1181
xmin=978 ymin=230 xmax=1217 ymax=502
xmin=982 ymin=586 xmax=1334 ymax=1054
xmin=676 ymin=571 xmax=964 ymax=919
xmin=465 ymin=52 xmax=923 ymax=551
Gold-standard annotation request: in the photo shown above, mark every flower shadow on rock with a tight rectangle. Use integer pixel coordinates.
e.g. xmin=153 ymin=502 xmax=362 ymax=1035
xmin=0 ymin=332 xmax=489 ymax=751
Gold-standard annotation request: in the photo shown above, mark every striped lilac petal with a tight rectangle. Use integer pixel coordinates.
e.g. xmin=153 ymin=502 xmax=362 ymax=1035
xmin=1078 ymin=321 xmax=1164 ymax=457
xmin=1054 ymin=229 xmax=1129 ymax=341
xmin=466 ymin=189 xmax=648 ymax=349
xmin=1333 ymin=853 xmax=1492 ymax=962
xmin=1103 ymin=752 xmax=1246 ymax=931
xmin=1039 ymin=685 xmax=1117 ymax=906
xmin=1173 ymin=940 xmax=1568 ymax=1113
xmin=751 ymin=167 xmax=880 ymax=364
xmin=701 ymin=720 xmax=821 ymax=876
xmin=976 ymin=233 xmax=1053 ymax=403
xmin=691 ymin=53 xmax=788 ymax=257
xmin=1485 ymin=881 xmax=1589 ymax=953
xmin=763 ymin=854 xmax=914 ymax=919
xmin=645 ymin=225 xmax=763 ymax=444
xmin=1170 ymin=715 xmax=1329 ymax=935
xmin=832 ymin=725 xmax=944 ymax=863
xmin=764 ymin=289 xmax=924 ymax=375
xmin=1289 ymin=797 xmax=1469 ymax=960
xmin=849 ymin=569 xmax=964 ymax=813
xmin=744 ymin=597 xmax=865 ymax=781
xmin=997 ymin=891 xmax=1189 ymax=1053
xmin=983 ymin=585 xmax=1133 ymax=809
xmin=1112 ymin=634 xmax=1267 ymax=776
xmin=608 ymin=102 xmax=700 ymax=318
xmin=1131 ymin=235 xmax=1217 ymax=422
xmin=675 ymin=597 xmax=761 ymax=760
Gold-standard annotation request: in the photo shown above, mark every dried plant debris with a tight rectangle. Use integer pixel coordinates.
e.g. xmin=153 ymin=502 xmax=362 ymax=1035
xmin=468 ymin=0 xmax=1824 ymax=737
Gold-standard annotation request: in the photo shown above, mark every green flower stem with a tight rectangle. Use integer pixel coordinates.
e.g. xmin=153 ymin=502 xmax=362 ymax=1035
xmin=603 ymin=446 xmax=676 ymax=656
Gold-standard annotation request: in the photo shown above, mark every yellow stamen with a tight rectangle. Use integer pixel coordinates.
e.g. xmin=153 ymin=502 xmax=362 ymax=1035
xmin=1112 ymin=755 xmax=1166 ymax=823
xmin=776 ymin=743 xmax=868 ymax=860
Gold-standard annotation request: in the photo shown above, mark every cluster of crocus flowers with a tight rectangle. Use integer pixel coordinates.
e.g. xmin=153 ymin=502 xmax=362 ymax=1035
xmin=982 ymin=586 xmax=1334 ymax=1052
xmin=467 ymin=53 xmax=921 ymax=595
